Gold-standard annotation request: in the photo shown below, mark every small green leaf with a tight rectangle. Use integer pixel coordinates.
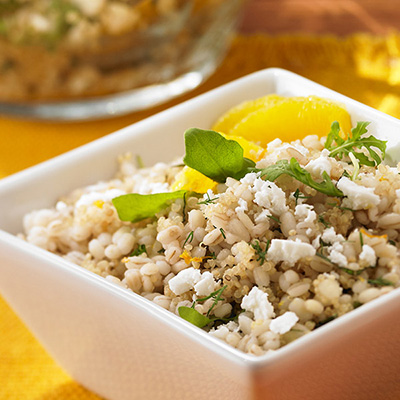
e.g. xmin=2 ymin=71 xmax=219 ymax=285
xmin=368 ymin=277 xmax=394 ymax=287
xmin=178 ymin=306 xmax=211 ymax=328
xmin=183 ymin=128 xmax=255 ymax=183
xmin=130 ymin=244 xmax=147 ymax=257
xmin=260 ymin=158 xmax=343 ymax=197
xmin=112 ymin=191 xmax=187 ymax=223
xmin=325 ymin=121 xmax=387 ymax=166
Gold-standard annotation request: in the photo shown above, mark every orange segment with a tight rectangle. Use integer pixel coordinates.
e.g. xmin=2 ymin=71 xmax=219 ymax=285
xmin=171 ymin=166 xmax=217 ymax=193
xmin=213 ymin=95 xmax=352 ymax=147
xmin=213 ymin=95 xmax=283 ymax=135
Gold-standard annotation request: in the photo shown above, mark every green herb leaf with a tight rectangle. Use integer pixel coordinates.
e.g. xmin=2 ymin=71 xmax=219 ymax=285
xmin=260 ymin=158 xmax=344 ymax=197
xmin=197 ymin=192 xmax=219 ymax=205
xmin=293 ymin=188 xmax=311 ymax=205
xmin=251 ymin=240 xmax=270 ymax=265
xmin=178 ymin=306 xmax=211 ymax=328
xmin=339 ymin=267 xmax=364 ymax=276
xmin=359 ymin=231 xmax=364 ymax=247
xmin=130 ymin=244 xmax=147 ymax=257
xmin=318 ymin=215 xmax=331 ymax=228
xmin=183 ymin=231 xmax=194 ymax=246
xmin=183 ymin=128 xmax=255 ymax=183
xmin=315 ymin=315 xmax=337 ymax=329
xmin=325 ymin=121 xmax=387 ymax=166
xmin=112 ymin=190 xmax=187 ymax=223
xmin=353 ymin=301 xmax=362 ymax=309
xmin=368 ymin=277 xmax=395 ymax=287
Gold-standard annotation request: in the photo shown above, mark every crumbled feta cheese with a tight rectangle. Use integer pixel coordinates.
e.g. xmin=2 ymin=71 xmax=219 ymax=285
xmin=269 ymin=311 xmax=299 ymax=334
xmin=254 ymin=209 xmax=272 ymax=224
xmin=337 ymin=177 xmax=380 ymax=210
xmin=312 ymin=234 xmax=321 ymax=249
xmin=193 ymin=271 xmax=216 ymax=296
xmin=396 ymin=189 xmax=400 ymax=199
xmin=134 ymin=179 xmax=169 ymax=195
xmin=321 ymin=227 xmax=345 ymax=244
xmin=241 ymin=287 xmax=275 ymax=320
xmin=359 ymin=245 xmax=377 ymax=266
xmin=168 ymin=268 xmax=216 ymax=296
xmin=55 ymin=201 xmax=67 ymax=211
xmin=240 ymin=172 xmax=259 ymax=186
xmin=75 ymin=189 xmax=125 ymax=208
xmin=266 ymin=138 xmax=282 ymax=152
xmin=329 ymin=242 xmax=347 ymax=267
xmin=168 ymin=268 xmax=201 ymax=295
xmin=235 ymin=198 xmax=248 ymax=213
xmin=253 ymin=179 xmax=288 ymax=216
xmin=295 ymin=204 xmax=317 ymax=224
xmin=305 ymin=149 xmax=332 ymax=176
xmin=267 ymin=239 xmax=316 ymax=265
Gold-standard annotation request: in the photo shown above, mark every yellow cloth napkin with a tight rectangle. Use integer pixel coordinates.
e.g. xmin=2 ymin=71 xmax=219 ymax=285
xmin=2 ymin=33 xmax=400 ymax=399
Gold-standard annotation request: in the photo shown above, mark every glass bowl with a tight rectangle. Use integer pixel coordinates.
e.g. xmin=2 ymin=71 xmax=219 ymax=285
xmin=0 ymin=0 xmax=244 ymax=120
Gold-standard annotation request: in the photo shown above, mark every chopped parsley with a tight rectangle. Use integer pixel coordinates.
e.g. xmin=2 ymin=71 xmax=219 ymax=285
xmin=198 ymin=191 xmax=219 ymax=205
xmin=368 ymin=277 xmax=394 ymax=287
xmin=293 ymin=188 xmax=311 ymax=205
xmin=251 ymin=239 xmax=270 ymax=265
xmin=183 ymin=231 xmax=194 ymax=247
xmin=178 ymin=285 xmax=229 ymax=328
xmin=130 ymin=244 xmax=147 ymax=257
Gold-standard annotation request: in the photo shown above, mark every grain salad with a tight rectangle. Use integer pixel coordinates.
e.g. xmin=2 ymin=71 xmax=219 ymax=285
xmin=19 ymin=110 xmax=400 ymax=356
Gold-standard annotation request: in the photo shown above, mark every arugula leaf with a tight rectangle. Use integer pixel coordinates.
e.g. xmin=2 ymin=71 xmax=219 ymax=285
xmin=260 ymin=158 xmax=344 ymax=197
xmin=112 ymin=190 xmax=187 ymax=223
xmin=183 ymin=128 xmax=255 ymax=183
xmin=178 ymin=307 xmax=211 ymax=328
xmin=325 ymin=121 xmax=387 ymax=166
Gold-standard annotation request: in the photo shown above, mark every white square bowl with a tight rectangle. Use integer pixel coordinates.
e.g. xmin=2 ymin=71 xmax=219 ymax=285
xmin=1 ymin=68 xmax=400 ymax=400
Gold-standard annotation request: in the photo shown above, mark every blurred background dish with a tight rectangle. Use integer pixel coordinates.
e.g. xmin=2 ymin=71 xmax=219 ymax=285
xmin=0 ymin=0 xmax=244 ymax=120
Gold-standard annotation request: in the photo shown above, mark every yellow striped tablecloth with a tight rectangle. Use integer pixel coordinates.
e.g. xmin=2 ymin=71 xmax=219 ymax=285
xmin=2 ymin=33 xmax=400 ymax=399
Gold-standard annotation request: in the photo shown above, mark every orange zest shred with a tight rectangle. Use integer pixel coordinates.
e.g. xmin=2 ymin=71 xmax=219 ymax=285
xmin=360 ymin=228 xmax=388 ymax=240
xmin=180 ymin=250 xmax=204 ymax=265
xmin=93 ymin=200 xmax=105 ymax=209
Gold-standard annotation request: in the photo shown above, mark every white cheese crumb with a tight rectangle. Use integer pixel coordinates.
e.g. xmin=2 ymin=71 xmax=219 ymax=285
xmin=329 ymin=242 xmax=347 ymax=267
xmin=55 ymin=201 xmax=67 ymax=211
xmin=168 ymin=268 xmax=201 ymax=295
xmin=337 ymin=177 xmax=380 ymax=210
xmin=305 ymin=149 xmax=332 ymax=176
xmin=193 ymin=271 xmax=216 ymax=296
xmin=241 ymin=287 xmax=275 ymax=320
xmin=134 ymin=179 xmax=169 ymax=195
xmin=269 ymin=311 xmax=299 ymax=334
xmin=168 ymin=268 xmax=217 ymax=296
xmin=235 ymin=198 xmax=249 ymax=213
xmin=75 ymin=189 xmax=125 ymax=208
xmin=321 ymin=227 xmax=345 ymax=244
xmin=266 ymin=138 xmax=282 ymax=152
xmin=240 ymin=172 xmax=259 ymax=186
xmin=267 ymin=239 xmax=316 ymax=265
xmin=359 ymin=244 xmax=377 ymax=266
xmin=396 ymin=189 xmax=400 ymax=199
xmin=254 ymin=209 xmax=272 ymax=224
xmin=253 ymin=179 xmax=288 ymax=216
xmin=295 ymin=204 xmax=317 ymax=224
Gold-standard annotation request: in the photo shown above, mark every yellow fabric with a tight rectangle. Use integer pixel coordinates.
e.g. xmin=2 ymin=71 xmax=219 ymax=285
xmin=2 ymin=32 xmax=400 ymax=398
